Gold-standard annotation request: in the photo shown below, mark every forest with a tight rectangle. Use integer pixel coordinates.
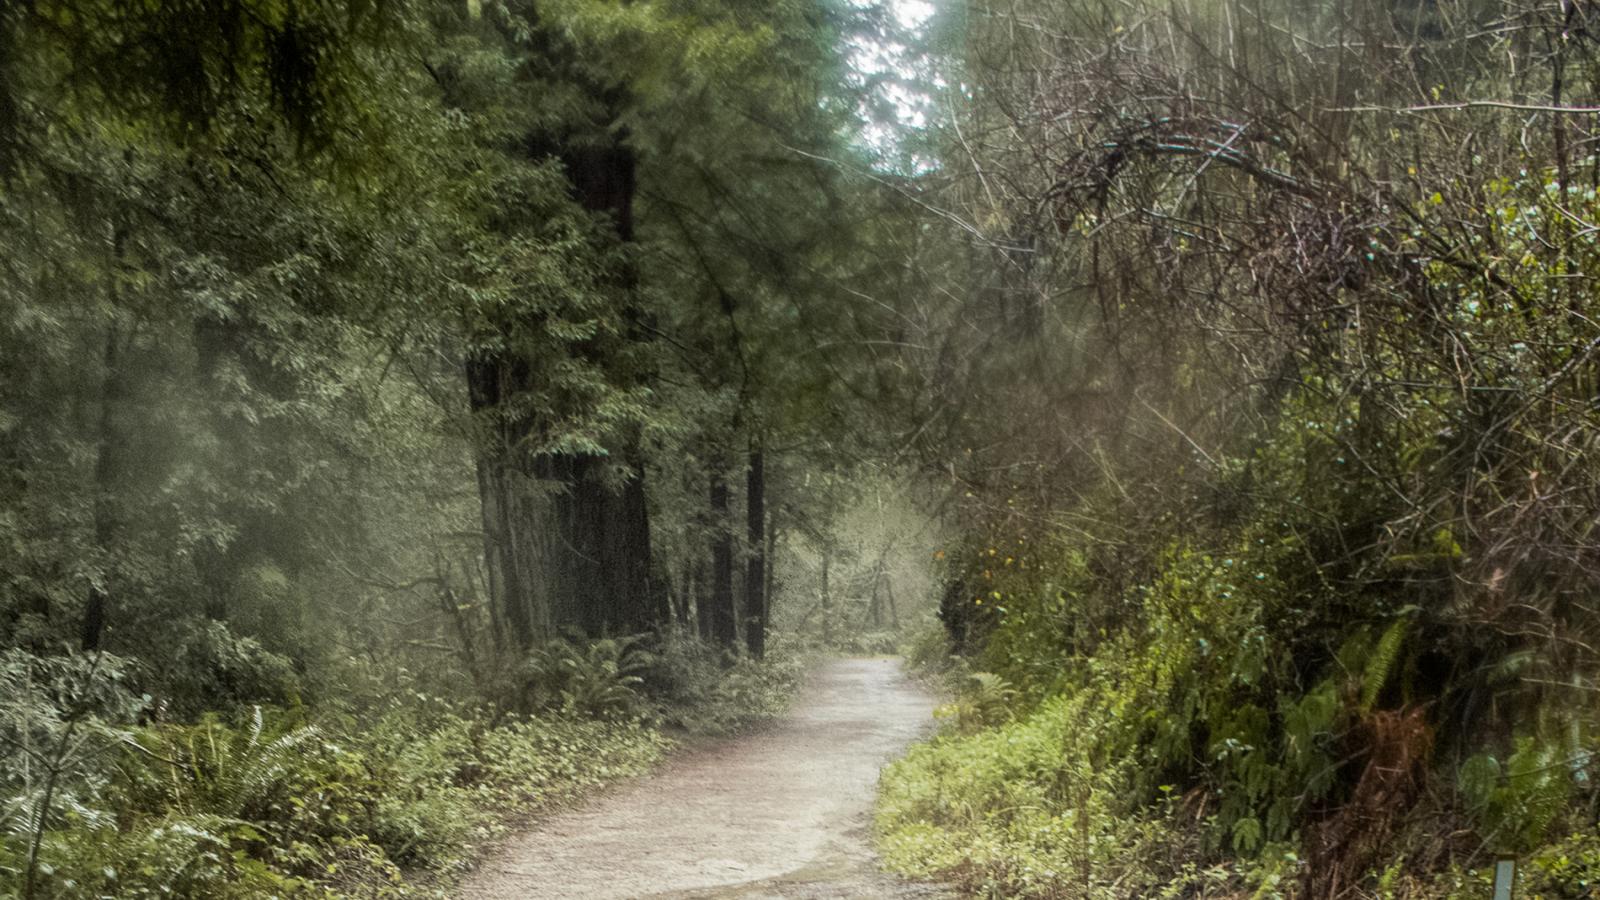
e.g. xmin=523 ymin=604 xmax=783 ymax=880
xmin=3 ymin=0 xmax=1600 ymax=897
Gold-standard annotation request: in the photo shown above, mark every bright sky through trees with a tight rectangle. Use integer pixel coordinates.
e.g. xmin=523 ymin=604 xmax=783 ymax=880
xmin=850 ymin=0 xmax=939 ymax=164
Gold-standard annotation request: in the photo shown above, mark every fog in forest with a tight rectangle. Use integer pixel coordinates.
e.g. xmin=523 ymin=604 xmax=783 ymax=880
xmin=3 ymin=0 xmax=1599 ymax=897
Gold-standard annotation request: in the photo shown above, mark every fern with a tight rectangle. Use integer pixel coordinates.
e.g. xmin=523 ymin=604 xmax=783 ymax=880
xmin=522 ymin=636 xmax=651 ymax=719
xmin=1458 ymin=753 xmax=1500 ymax=812
xmin=1231 ymin=815 xmax=1263 ymax=853
xmin=948 ymin=672 xmax=1016 ymax=733
xmin=1457 ymin=736 xmax=1573 ymax=852
xmin=1503 ymin=736 xmax=1570 ymax=848
xmin=157 ymin=706 xmax=323 ymax=818
xmin=1361 ymin=619 xmax=1409 ymax=712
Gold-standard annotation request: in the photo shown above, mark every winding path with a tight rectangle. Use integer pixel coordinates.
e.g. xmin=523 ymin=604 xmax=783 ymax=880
xmin=458 ymin=657 xmax=948 ymax=899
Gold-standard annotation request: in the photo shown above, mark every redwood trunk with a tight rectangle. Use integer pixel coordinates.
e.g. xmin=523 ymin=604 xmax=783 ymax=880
xmin=708 ymin=469 xmax=737 ymax=647
xmin=742 ymin=447 xmax=766 ymax=658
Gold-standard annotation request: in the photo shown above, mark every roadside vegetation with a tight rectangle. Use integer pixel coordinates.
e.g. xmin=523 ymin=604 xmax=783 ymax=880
xmin=876 ymin=0 xmax=1600 ymax=896
xmin=0 ymin=635 xmax=809 ymax=898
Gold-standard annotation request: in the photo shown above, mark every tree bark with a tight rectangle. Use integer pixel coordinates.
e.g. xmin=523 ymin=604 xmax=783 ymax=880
xmin=466 ymin=355 xmax=545 ymax=651
xmin=818 ymin=549 xmax=831 ymax=644
xmin=708 ymin=467 xmax=737 ymax=647
xmin=868 ymin=558 xmax=883 ymax=628
xmin=675 ymin=560 xmax=693 ymax=629
xmin=884 ymin=572 xmax=900 ymax=628
xmin=525 ymin=127 xmax=663 ymax=639
xmin=694 ymin=555 xmax=712 ymax=642
xmin=743 ymin=446 xmax=766 ymax=658
xmin=82 ymin=323 xmax=126 ymax=651
xmin=464 ymin=118 xmax=669 ymax=648
xmin=763 ymin=511 xmax=777 ymax=623
xmin=83 ymin=212 xmax=131 ymax=651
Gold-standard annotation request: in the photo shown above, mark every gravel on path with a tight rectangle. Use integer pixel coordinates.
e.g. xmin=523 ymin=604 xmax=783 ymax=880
xmin=457 ymin=657 xmax=950 ymax=899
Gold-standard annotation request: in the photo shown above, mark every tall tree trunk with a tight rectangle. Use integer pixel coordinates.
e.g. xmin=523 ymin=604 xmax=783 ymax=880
xmin=868 ymin=558 xmax=883 ymax=628
xmin=675 ymin=560 xmax=693 ymax=629
xmin=523 ymin=128 xmax=663 ymax=639
xmin=466 ymin=355 xmax=545 ymax=651
xmin=535 ymin=449 xmax=661 ymax=637
xmin=763 ymin=512 xmax=777 ymax=622
xmin=694 ymin=555 xmax=712 ymax=642
xmin=708 ymin=467 xmax=737 ymax=647
xmin=607 ymin=452 xmax=663 ymax=632
xmin=742 ymin=446 xmax=766 ymax=658
xmin=439 ymin=559 xmax=482 ymax=689
xmin=83 ymin=210 xmax=132 ymax=652
xmin=818 ymin=549 xmax=831 ymax=644
xmin=82 ymin=323 xmax=125 ymax=651
xmin=461 ymin=49 xmax=667 ymax=644
xmin=884 ymin=573 xmax=900 ymax=628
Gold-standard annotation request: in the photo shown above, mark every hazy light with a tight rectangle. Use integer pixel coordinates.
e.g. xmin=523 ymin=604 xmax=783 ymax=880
xmin=848 ymin=0 xmax=940 ymax=170
xmin=894 ymin=0 xmax=935 ymax=29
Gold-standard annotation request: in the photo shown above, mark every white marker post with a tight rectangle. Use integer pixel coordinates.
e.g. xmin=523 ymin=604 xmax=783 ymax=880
xmin=1492 ymin=856 xmax=1516 ymax=900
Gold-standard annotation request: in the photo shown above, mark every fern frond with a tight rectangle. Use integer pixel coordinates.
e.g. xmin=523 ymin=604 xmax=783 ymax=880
xmin=1361 ymin=619 xmax=1409 ymax=712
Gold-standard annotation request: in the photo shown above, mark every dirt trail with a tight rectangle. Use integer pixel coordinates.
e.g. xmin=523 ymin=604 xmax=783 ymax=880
xmin=458 ymin=657 xmax=949 ymax=899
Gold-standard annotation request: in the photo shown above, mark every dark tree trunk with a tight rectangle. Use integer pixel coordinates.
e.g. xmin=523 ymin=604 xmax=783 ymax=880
xmin=868 ymin=559 xmax=883 ymax=628
xmin=562 ymin=139 xmax=660 ymax=637
xmin=675 ymin=560 xmax=693 ymax=629
xmin=743 ymin=446 xmax=766 ymax=658
xmin=818 ymin=549 xmax=832 ymax=644
xmin=884 ymin=573 xmax=900 ymax=628
xmin=694 ymin=555 xmax=712 ymax=642
xmin=708 ymin=468 xmax=737 ymax=647
xmin=537 ymin=450 xmax=661 ymax=637
xmin=465 ymin=355 xmax=545 ymax=650
xmin=763 ymin=512 xmax=777 ymax=621
xmin=463 ymin=126 xmax=666 ymax=648
xmin=191 ymin=315 xmax=268 ymax=624
xmin=517 ymin=125 xmax=662 ymax=639
xmin=83 ymin=209 xmax=133 ymax=652
xmin=439 ymin=559 xmax=482 ymax=689
xmin=82 ymin=324 xmax=125 ymax=651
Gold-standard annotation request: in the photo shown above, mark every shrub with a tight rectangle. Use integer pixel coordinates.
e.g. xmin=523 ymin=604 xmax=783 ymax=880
xmin=637 ymin=632 xmax=805 ymax=735
xmin=517 ymin=635 xmax=651 ymax=720
xmin=2 ymin=681 xmax=667 ymax=898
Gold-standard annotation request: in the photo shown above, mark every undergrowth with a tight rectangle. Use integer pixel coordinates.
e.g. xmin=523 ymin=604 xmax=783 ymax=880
xmin=0 ymin=632 xmax=801 ymax=898
xmin=879 ymin=532 xmax=1599 ymax=899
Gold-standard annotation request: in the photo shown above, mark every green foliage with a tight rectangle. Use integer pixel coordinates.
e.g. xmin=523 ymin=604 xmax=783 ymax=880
xmin=883 ymin=524 xmax=1432 ymax=894
xmin=1525 ymin=830 xmax=1600 ymax=896
xmin=519 ymin=636 xmax=652 ymax=720
xmin=879 ymin=691 xmax=1202 ymax=896
xmin=0 ymin=690 xmax=668 ymax=897
xmin=902 ymin=622 xmax=957 ymax=675
xmin=1458 ymin=737 xmax=1573 ymax=853
xmin=1361 ymin=619 xmax=1410 ymax=713
xmin=639 ymin=633 xmax=806 ymax=735
xmin=933 ymin=671 xmax=1016 ymax=734
xmin=164 ymin=623 xmax=302 ymax=718
xmin=881 ymin=59 xmax=1600 ymax=885
xmin=0 ymin=0 xmax=909 ymax=892
xmin=135 ymin=706 xmax=323 ymax=822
